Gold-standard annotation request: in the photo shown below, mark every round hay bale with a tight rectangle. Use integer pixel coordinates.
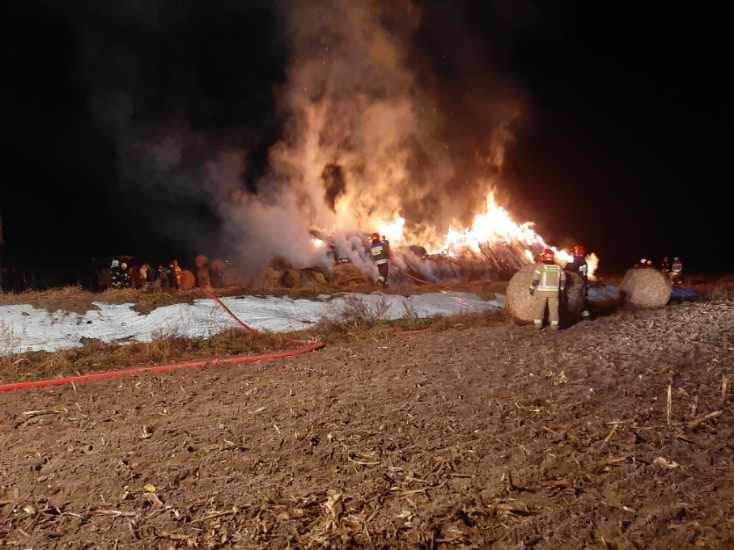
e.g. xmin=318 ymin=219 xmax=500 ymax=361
xmin=506 ymin=264 xmax=585 ymax=324
xmin=222 ymin=265 xmax=248 ymax=287
xmin=210 ymin=259 xmax=225 ymax=288
xmin=179 ymin=269 xmax=196 ymax=290
xmin=196 ymin=267 xmax=211 ymax=288
xmin=330 ymin=263 xmax=370 ymax=288
xmin=619 ymin=268 xmax=671 ymax=308
xmin=281 ymin=269 xmax=302 ymax=288
xmin=300 ymin=269 xmax=328 ymax=289
xmin=252 ymin=267 xmax=281 ymax=290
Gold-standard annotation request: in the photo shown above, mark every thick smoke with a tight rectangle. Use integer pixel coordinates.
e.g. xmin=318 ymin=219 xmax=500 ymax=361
xmin=82 ymin=0 xmax=526 ymax=272
xmin=270 ymin=0 xmax=526 ymax=249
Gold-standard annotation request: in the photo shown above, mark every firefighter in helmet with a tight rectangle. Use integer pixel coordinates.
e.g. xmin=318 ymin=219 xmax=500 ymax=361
xmin=661 ymin=256 xmax=671 ymax=272
xmin=110 ymin=258 xmax=124 ymax=289
xmin=170 ymin=259 xmax=182 ymax=290
xmin=529 ymin=248 xmax=566 ymax=330
xmin=370 ymin=232 xmax=389 ymax=287
xmin=670 ymin=257 xmax=684 ymax=285
xmin=568 ymin=244 xmax=590 ymax=319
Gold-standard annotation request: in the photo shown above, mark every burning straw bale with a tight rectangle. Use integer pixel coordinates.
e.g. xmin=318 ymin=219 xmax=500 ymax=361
xmin=619 ymin=268 xmax=671 ymax=308
xmin=280 ymin=269 xmax=302 ymax=288
xmin=329 ymin=263 xmax=371 ymax=288
xmin=506 ymin=264 xmax=584 ymax=324
xmin=300 ymin=269 xmax=328 ymax=289
xmin=252 ymin=267 xmax=283 ymax=290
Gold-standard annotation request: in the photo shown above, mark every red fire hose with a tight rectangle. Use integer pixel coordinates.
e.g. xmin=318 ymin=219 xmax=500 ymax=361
xmin=0 ymin=292 xmax=324 ymax=394
xmin=390 ymin=261 xmax=433 ymax=285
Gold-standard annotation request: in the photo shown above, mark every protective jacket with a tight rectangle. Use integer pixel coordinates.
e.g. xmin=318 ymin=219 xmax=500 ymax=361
xmin=370 ymin=241 xmax=388 ymax=265
xmin=568 ymin=255 xmax=588 ymax=284
xmin=530 ymin=262 xmax=566 ymax=293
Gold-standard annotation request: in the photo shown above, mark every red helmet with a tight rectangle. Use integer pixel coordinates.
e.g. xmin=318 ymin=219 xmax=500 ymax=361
xmin=573 ymin=244 xmax=585 ymax=256
xmin=371 ymin=232 xmax=380 ymax=241
xmin=542 ymin=248 xmax=555 ymax=262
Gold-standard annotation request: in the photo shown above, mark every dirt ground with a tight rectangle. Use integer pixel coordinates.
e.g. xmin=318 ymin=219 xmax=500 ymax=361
xmin=1 ymin=301 xmax=733 ymax=548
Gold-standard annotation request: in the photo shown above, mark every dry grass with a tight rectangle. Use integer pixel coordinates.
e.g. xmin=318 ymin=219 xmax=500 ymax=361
xmin=0 ymin=278 xmax=506 ymax=315
xmin=0 ymin=285 xmax=331 ymax=315
xmin=1 ymin=328 xmax=293 ymax=384
xmin=693 ymin=276 xmax=734 ymax=301
xmin=300 ymin=294 xmax=507 ymax=343
xmin=1 ymin=306 xmax=507 ymax=384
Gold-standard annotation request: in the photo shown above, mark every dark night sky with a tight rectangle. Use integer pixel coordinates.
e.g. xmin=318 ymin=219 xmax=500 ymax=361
xmin=2 ymin=1 xmax=731 ymax=282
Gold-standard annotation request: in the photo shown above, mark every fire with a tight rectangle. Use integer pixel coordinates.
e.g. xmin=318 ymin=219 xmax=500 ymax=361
xmin=586 ymin=253 xmax=599 ymax=280
xmin=369 ymin=191 xmax=599 ymax=280
xmin=376 ymin=216 xmax=406 ymax=244
xmin=444 ymin=194 xmax=544 ymax=253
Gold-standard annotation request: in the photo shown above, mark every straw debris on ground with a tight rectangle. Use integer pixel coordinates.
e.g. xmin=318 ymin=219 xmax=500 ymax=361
xmin=1 ymin=298 xmax=733 ymax=548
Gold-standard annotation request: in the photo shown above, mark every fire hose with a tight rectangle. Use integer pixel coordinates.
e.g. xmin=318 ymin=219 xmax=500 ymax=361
xmin=390 ymin=261 xmax=433 ymax=285
xmin=0 ymin=292 xmax=324 ymax=394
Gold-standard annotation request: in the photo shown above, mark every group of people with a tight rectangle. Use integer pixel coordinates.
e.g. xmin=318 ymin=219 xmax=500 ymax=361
xmin=529 ymin=245 xmax=590 ymax=330
xmin=108 ymin=256 xmax=225 ymax=291
xmin=368 ymin=233 xmax=592 ymax=331
xmin=635 ymin=256 xmax=685 ymax=285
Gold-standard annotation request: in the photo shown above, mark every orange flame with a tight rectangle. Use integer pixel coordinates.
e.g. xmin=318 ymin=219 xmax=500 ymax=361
xmin=376 ymin=191 xmax=599 ymax=280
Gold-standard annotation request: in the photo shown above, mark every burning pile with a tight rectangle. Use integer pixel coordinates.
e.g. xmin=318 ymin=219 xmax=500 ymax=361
xmin=310 ymin=191 xmax=599 ymax=285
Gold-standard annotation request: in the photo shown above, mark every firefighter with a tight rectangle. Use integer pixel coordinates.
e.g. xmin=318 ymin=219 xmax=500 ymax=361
xmin=568 ymin=244 xmax=590 ymax=319
xmin=661 ymin=256 xmax=671 ymax=272
xmin=158 ymin=264 xmax=170 ymax=290
xmin=670 ymin=257 xmax=684 ymax=285
xmin=382 ymin=235 xmax=391 ymax=260
xmin=370 ymin=233 xmax=389 ymax=287
xmin=529 ymin=248 xmax=566 ymax=330
xmin=110 ymin=258 xmax=124 ymax=289
xmin=170 ymin=259 xmax=183 ymax=290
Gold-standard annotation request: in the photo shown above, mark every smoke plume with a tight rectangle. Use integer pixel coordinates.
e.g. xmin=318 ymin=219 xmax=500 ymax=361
xmin=270 ymin=0 xmax=526 ymax=250
xmin=82 ymin=0 xmax=527 ymax=272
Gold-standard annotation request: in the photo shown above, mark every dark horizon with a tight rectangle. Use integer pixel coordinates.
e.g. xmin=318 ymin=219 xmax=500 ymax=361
xmin=2 ymin=0 xmax=731 ymax=289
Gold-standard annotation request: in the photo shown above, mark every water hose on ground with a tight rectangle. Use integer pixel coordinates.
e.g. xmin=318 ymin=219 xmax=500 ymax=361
xmin=0 ymin=291 xmax=325 ymax=393
xmin=390 ymin=261 xmax=433 ymax=285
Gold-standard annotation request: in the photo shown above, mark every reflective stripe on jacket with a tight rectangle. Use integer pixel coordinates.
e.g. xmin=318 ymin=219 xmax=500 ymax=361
xmin=371 ymin=242 xmax=388 ymax=265
xmin=531 ymin=263 xmax=566 ymax=292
